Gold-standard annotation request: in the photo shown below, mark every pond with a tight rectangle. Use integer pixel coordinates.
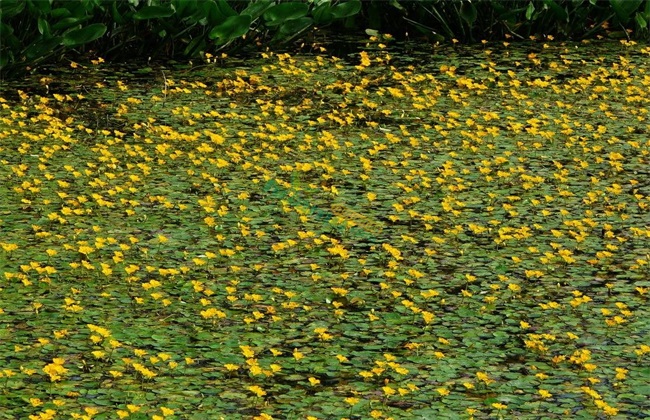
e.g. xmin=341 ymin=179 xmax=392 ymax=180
xmin=0 ymin=39 xmax=649 ymax=419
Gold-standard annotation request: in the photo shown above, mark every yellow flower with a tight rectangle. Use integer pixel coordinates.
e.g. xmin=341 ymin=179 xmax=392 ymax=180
xmin=240 ymin=345 xmax=255 ymax=358
xmin=383 ymin=385 xmax=396 ymax=396
xmin=248 ymin=385 xmax=266 ymax=397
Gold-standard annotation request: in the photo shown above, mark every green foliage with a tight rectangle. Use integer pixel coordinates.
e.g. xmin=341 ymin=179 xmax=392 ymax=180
xmin=1 ymin=0 xmax=649 ymax=78
xmin=209 ymin=14 xmax=252 ymax=43
xmin=0 ymin=0 xmax=361 ymax=77
xmin=377 ymin=0 xmax=650 ymax=41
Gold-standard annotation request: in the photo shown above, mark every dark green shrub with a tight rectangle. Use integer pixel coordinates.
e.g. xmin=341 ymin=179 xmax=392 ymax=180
xmin=1 ymin=0 xmax=648 ymax=78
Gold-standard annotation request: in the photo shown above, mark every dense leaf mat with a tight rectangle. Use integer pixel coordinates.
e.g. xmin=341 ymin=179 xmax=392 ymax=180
xmin=1 ymin=40 xmax=649 ymax=419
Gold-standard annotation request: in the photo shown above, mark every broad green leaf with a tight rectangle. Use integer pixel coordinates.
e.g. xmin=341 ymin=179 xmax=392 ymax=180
xmin=23 ymin=36 xmax=62 ymax=59
xmin=52 ymin=17 xmax=88 ymax=31
xmin=240 ymin=0 xmax=274 ymax=20
xmin=609 ymin=0 xmax=643 ymax=23
xmin=542 ymin=0 xmax=568 ymax=21
xmin=312 ymin=3 xmax=334 ymax=25
xmin=133 ymin=5 xmax=176 ymax=20
xmin=460 ymin=1 xmax=478 ymax=25
xmin=173 ymin=0 xmax=197 ymax=18
xmin=330 ymin=0 xmax=361 ymax=19
xmin=215 ymin=0 xmax=237 ymax=18
xmin=208 ymin=14 xmax=252 ymax=43
xmin=199 ymin=1 xmax=228 ymax=25
xmin=276 ymin=16 xmax=313 ymax=37
xmin=49 ymin=7 xmax=71 ymax=19
xmin=62 ymin=23 xmax=107 ymax=46
xmin=263 ymin=2 xmax=309 ymax=27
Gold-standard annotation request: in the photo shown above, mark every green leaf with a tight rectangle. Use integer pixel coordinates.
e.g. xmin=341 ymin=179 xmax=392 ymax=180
xmin=330 ymin=0 xmax=361 ymax=19
xmin=0 ymin=23 xmax=14 ymax=38
xmin=264 ymin=2 xmax=309 ymax=27
xmin=609 ymin=0 xmax=643 ymax=24
xmin=37 ymin=17 xmax=50 ymax=36
xmin=241 ymin=0 xmax=274 ymax=19
xmin=184 ymin=36 xmax=207 ymax=56
xmin=49 ymin=7 xmax=71 ymax=19
xmin=52 ymin=17 xmax=88 ymax=31
xmin=276 ymin=15 xmax=311 ymax=37
xmin=199 ymin=0 xmax=230 ymax=25
xmin=312 ymin=3 xmax=334 ymax=25
xmin=112 ymin=1 xmax=126 ymax=25
xmin=389 ymin=0 xmax=406 ymax=12
xmin=0 ymin=0 xmax=26 ymax=19
xmin=215 ymin=0 xmax=237 ymax=18
xmin=460 ymin=1 xmax=478 ymax=25
xmin=542 ymin=0 xmax=568 ymax=22
xmin=208 ymin=14 xmax=252 ymax=43
xmin=28 ymin=0 xmax=52 ymax=15
xmin=133 ymin=5 xmax=176 ymax=20
xmin=635 ymin=12 xmax=648 ymax=28
xmin=525 ymin=2 xmax=535 ymax=20
xmin=62 ymin=23 xmax=107 ymax=46
xmin=23 ymin=36 xmax=62 ymax=59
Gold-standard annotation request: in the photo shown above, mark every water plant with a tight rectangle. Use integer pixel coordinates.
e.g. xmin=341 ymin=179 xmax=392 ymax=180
xmin=0 ymin=38 xmax=649 ymax=418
